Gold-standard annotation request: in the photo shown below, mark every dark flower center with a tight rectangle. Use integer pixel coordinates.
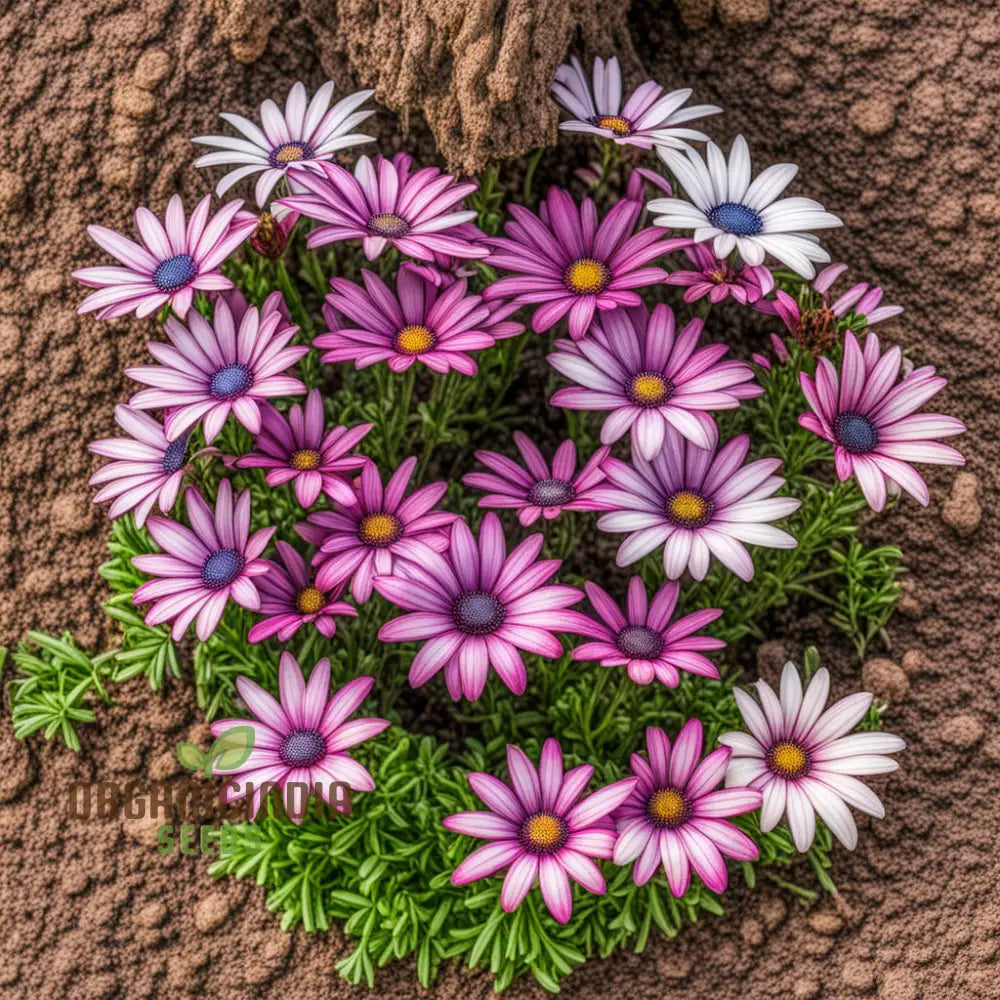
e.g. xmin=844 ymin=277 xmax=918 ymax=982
xmin=268 ymin=140 xmax=316 ymax=167
xmin=766 ymin=740 xmax=810 ymax=779
xmin=357 ymin=511 xmax=403 ymax=548
xmin=290 ymin=448 xmax=321 ymax=471
xmin=295 ymin=586 xmax=325 ymax=615
xmin=527 ymin=477 xmax=575 ymax=507
xmin=367 ymin=212 xmax=410 ymax=238
xmin=393 ymin=324 xmax=436 ymax=355
xmin=210 ymin=362 xmax=253 ymax=400
xmin=592 ymin=114 xmax=632 ymax=137
xmin=201 ymin=548 xmax=244 ymax=589
xmin=451 ymin=590 xmax=506 ymax=636
xmin=708 ymin=202 xmax=763 ymax=237
xmin=646 ymin=788 xmax=691 ymax=829
xmin=279 ymin=727 xmax=327 ymax=767
xmin=518 ymin=811 xmax=569 ymax=854
xmin=616 ymin=625 xmax=665 ymax=660
xmin=162 ymin=435 xmax=188 ymax=474
xmin=627 ymin=370 xmax=674 ymax=407
xmin=665 ymin=490 xmax=714 ymax=528
xmin=152 ymin=253 xmax=198 ymax=293
xmin=834 ymin=411 xmax=879 ymax=454
xmin=563 ymin=257 xmax=611 ymax=295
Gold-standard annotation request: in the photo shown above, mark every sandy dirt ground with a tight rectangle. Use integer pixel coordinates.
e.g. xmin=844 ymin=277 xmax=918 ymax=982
xmin=1 ymin=1 xmax=998 ymax=998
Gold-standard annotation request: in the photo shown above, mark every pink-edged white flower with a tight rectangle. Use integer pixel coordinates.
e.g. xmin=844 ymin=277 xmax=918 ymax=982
xmin=719 ymin=661 xmax=905 ymax=851
xmin=798 ymin=331 xmax=965 ymax=511
xmin=649 ymin=135 xmax=842 ymax=279
xmin=132 ymin=479 xmax=273 ymax=641
xmin=548 ymin=303 xmax=762 ymax=457
xmin=235 ymin=389 xmax=372 ymax=509
xmin=613 ymin=721 xmax=762 ymax=893
xmin=594 ymin=427 xmax=800 ymax=581
xmin=126 ymin=296 xmax=307 ymax=444
xmin=444 ymin=739 xmax=638 ymax=923
xmin=248 ymin=540 xmax=357 ymax=644
xmin=74 ymin=195 xmax=257 ymax=319
xmin=462 ymin=433 xmax=610 ymax=526
xmin=551 ymin=55 xmax=721 ymax=151
xmin=192 ymin=81 xmax=375 ymax=206
xmin=572 ymin=578 xmax=724 ymax=688
xmin=375 ymin=514 xmax=588 ymax=701
xmin=665 ymin=239 xmax=774 ymax=305
xmin=212 ymin=653 xmax=389 ymax=823
xmin=279 ymin=152 xmax=488 ymax=263
xmin=88 ymin=405 xmax=215 ymax=526
xmin=297 ymin=457 xmax=458 ymax=604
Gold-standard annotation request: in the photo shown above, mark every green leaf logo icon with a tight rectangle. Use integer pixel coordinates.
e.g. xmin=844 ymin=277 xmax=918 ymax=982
xmin=176 ymin=741 xmax=207 ymax=772
xmin=205 ymin=725 xmax=256 ymax=776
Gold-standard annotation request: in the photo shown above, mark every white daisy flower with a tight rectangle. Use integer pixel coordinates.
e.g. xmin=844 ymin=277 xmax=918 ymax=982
xmin=719 ymin=661 xmax=905 ymax=852
xmin=648 ymin=135 xmax=842 ymax=278
xmin=192 ymin=81 xmax=376 ymax=207
xmin=551 ymin=55 xmax=721 ymax=151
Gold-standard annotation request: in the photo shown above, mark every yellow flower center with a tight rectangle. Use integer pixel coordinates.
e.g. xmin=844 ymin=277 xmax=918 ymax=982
xmin=596 ymin=115 xmax=631 ymax=137
xmin=519 ymin=811 xmax=568 ymax=854
xmin=666 ymin=490 xmax=713 ymax=528
xmin=358 ymin=511 xmax=403 ymax=548
xmin=290 ymin=448 xmax=321 ymax=471
xmin=627 ymin=371 xmax=673 ymax=407
xmin=393 ymin=324 xmax=435 ymax=356
xmin=275 ymin=145 xmax=305 ymax=163
xmin=767 ymin=741 xmax=809 ymax=779
xmin=564 ymin=257 xmax=611 ymax=295
xmin=295 ymin=586 xmax=325 ymax=615
xmin=646 ymin=788 xmax=689 ymax=828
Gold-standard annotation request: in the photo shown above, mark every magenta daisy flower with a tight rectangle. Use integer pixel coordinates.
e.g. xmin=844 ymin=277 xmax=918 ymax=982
xmin=235 ymin=389 xmax=372 ymax=509
xmin=444 ymin=739 xmax=638 ymax=923
xmin=551 ymin=56 xmax=721 ymax=150
xmin=247 ymin=540 xmax=358 ymax=644
xmin=316 ymin=268 xmax=520 ymax=376
xmin=719 ymin=661 xmax=905 ymax=851
xmin=298 ymin=457 xmax=457 ymax=604
xmin=126 ymin=296 xmax=307 ymax=444
xmin=665 ymin=240 xmax=774 ymax=306
xmin=548 ymin=303 xmax=762 ymax=456
xmin=211 ymin=654 xmax=389 ymax=823
xmin=594 ymin=427 xmax=801 ymax=581
xmin=73 ymin=194 xmax=256 ymax=320
xmin=482 ymin=187 xmax=672 ymax=341
xmin=88 ymin=405 xmax=215 ymax=527
xmin=612 ymin=721 xmax=762 ymax=894
xmin=131 ymin=480 xmax=273 ymax=641
xmin=798 ymin=331 xmax=965 ymax=511
xmin=374 ymin=514 xmax=587 ymax=701
xmin=462 ymin=433 xmax=610 ymax=526
xmin=278 ymin=152 xmax=488 ymax=263
xmin=572 ymin=578 xmax=724 ymax=687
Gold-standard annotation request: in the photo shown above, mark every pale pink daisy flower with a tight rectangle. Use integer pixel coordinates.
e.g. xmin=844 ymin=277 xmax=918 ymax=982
xmin=444 ymin=738 xmax=638 ymax=923
xmin=719 ymin=661 xmax=905 ymax=851
xmin=665 ymin=240 xmax=775 ymax=305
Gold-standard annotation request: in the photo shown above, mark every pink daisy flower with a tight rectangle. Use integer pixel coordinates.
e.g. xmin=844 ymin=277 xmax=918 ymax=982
xmin=551 ymin=55 xmax=721 ymax=150
xmin=548 ymin=303 xmax=762 ymax=456
xmin=298 ymin=457 xmax=458 ymax=604
xmin=278 ymin=152 xmax=488 ymax=263
xmin=132 ymin=480 xmax=273 ymax=641
xmin=482 ymin=186 xmax=672 ymax=341
xmin=719 ymin=661 xmax=905 ymax=851
xmin=444 ymin=738 xmax=638 ymax=923
xmin=235 ymin=389 xmax=372 ymax=509
xmin=247 ymin=540 xmax=358 ymax=644
xmin=612 ymin=721 xmax=762 ymax=894
xmin=316 ymin=268 xmax=521 ymax=376
xmin=88 ymin=405 xmax=215 ymax=527
xmin=665 ymin=240 xmax=774 ymax=306
xmin=73 ymin=194 xmax=256 ymax=320
xmin=374 ymin=513 xmax=587 ymax=701
xmin=212 ymin=653 xmax=390 ymax=823
xmin=126 ymin=296 xmax=308 ymax=444
xmin=572 ymin=577 xmax=724 ymax=688
xmin=462 ymin=432 xmax=610 ymax=526
xmin=594 ymin=427 xmax=801 ymax=581
xmin=798 ymin=330 xmax=965 ymax=511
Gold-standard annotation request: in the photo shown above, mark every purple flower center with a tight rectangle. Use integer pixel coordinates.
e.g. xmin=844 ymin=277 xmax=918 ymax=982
xmin=665 ymin=490 xmax=714 ymax=528
xmin=527 ymin=477 xmax=575 ymax=507
xmin=616 ymin=625 xmax=665 ymax=660
xmin=201 ymin=548 xmax=244 ymax=589
xmin=268 ymin=140 xmax=316 ymax=168
xmin=210 ymin=362 xmax=253 ymax=400
xmin=162 ymin=435 xmax=188 ymax=474
xmin=451 ymin=590 xmax=506 ymax=636
xmin=367 ymin=212 xmax=410 ymax=238
xmin=646 ymin=787 xmax=691 ymax=829
xmin=627 ymin=371 xmax=674 ymax=407
xmin=834 ymin=411 xmax=879 ymax=454
xmin=518 ymin=811 xmax=569 ymax=854
xmin=766 ymin=740 xmax=810 ymax=779
xmin=708 ymin=202 xmax=763 ymax=237
xmin=279 ymin=727 xmax=327 ymax=767
xmin=152 ymin=253 xmax=197 ymax=293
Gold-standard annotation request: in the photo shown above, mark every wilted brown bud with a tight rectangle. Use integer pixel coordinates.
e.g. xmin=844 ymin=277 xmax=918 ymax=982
xmin=250 ymin=211 xmax=288 ymax=259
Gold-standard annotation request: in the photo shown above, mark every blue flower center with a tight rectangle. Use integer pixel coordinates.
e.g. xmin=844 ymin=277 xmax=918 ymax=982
xmin=267 ymin=140 xmax=316 ymax=168
xmin=452 ymin=590 xmax=506 ymax=636
xmin=708 ymin=202 xmax=763 ymax=237
xmin=279 ymin=727 xmax=327 ymax=767
xmin=152 ymin=253 xmax=198 ymax=293
xmin=201 ymin=548 xmax=244 ymax=589
xmin=834 ymin=411 xmax=879 ymax=454
xmin=162 ymin=436 xmax=188 ymax=474
xmin=616 ymin=625 xmax=665 ymax=660
xmin=527 ymin=478 xmax=575 ymax=507
xmin=210 ymin=362 xmax=253 ymax=400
